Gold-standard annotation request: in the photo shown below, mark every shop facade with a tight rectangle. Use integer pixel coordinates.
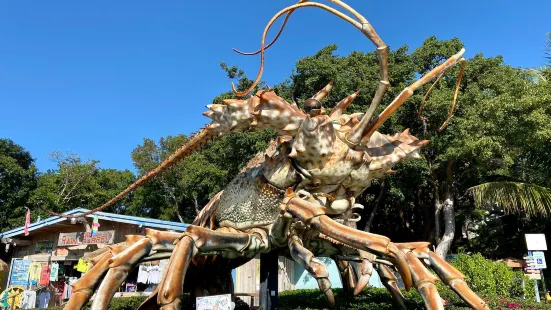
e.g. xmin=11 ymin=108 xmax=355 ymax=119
xmin=0 ymin=208 xmax=188 ymax=308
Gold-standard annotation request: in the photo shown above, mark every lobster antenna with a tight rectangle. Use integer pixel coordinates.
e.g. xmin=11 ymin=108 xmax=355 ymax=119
xmin=417 ymin=58 xmax=466 ymax=132
xmin=231 ymin=1 xmax=368 ymax=97
xmin=232 ymin=0 xmax=308 ymax=56
xmin=439 ymin=58 xmax=466 ymax=131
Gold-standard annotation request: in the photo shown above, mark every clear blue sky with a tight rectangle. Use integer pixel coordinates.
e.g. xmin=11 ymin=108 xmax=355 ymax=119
xmin=1 ymin=0 xmax=549 ymax=173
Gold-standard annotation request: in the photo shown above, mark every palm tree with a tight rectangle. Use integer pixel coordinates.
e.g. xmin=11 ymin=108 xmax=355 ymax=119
xmin=468 ymin=182 xmax=551 ymax=217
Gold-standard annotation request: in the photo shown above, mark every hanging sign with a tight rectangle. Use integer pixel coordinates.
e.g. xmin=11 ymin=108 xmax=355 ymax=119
xmin=57 ymin=230 xmax=115 ymax=246
xmin=9 ymin=259 xmax=32 ymax=286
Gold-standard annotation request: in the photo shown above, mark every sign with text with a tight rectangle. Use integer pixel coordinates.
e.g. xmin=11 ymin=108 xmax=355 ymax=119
xmin=9 ymin=259 xmax=32 ymax=286
xmin=57 ymin=230 xmax=115 ymax=246
xmin=196 ymin=294 xmax=234 ymax=310
xmin=525 ymin=234 xmax=547 ymax=251
xmin=533 ymin=251 xmax=547 ymax=269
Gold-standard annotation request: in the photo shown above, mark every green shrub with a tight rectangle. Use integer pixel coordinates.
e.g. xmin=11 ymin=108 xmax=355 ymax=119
xmin=447 ymin=253 xmax=536 ymax=301
xmin=32 ymin=288 xmax=548 ymax=310
xmin=31 ymin=255 xmax=541 ymax=310
xmin=30 ymin=294 xmax=252 ymax=310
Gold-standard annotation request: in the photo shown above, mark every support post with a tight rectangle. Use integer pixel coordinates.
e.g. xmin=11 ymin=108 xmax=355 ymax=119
xmin=259 ymin=254 xmax=278 ymax=310
xmin=541 ymin=272 xmax=547 ymax=303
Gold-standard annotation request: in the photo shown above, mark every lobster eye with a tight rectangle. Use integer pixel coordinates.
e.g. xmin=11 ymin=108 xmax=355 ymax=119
xmin=303 ymin=98 xmax=322 ymax=113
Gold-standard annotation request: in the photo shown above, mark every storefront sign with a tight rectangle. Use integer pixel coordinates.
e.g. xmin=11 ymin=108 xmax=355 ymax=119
xmin=57 ymin=230 xmax=115 ymax=246
xmin=9 ymin=259 xmax=32 ymax=286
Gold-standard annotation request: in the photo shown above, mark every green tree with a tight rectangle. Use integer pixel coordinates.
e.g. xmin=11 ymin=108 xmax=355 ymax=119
xmin=271 ymin=36 xmax=551 ymax=259
xmin=0 ymin=139 xmax=38 ymax=231
xmin=127 ymin=63 xmax=275 ymax=223
xmin=128 ymin=130 xmax=274 ymax=223
xmin=29 ymin=151 xmax=135 ymax=218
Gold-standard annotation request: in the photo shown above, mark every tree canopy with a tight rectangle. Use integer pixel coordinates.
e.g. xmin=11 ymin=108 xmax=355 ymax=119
xmin=2 ymin=36 xmax=550 ymax=262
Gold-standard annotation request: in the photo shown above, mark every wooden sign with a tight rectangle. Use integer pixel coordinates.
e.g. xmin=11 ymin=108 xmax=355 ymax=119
xmin=57 ymin=230 xmax=115 ymax=246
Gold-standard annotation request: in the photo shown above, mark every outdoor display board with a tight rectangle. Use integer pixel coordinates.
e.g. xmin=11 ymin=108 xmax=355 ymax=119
xmin=9 ymin=259 xmax=32 ymax=286
xmin=196 ymin=294 xmax=234 ymax=310
xmin=533 ymin=251 xmax=547 ymax=269
xmin=57 ymin=230 xmax=115 ymax=246
xmin=525 ymin=234 xmax=547 ymax=251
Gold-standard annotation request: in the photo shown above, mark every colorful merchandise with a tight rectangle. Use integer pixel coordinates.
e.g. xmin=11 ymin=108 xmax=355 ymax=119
xmin=91 ymin=214 xmax=100 ymax=237
xmin=137 ymin=264 xmax=161 ymax=284
xmin=74 ymin=258 xmax=89 ymax=273
xmin=24 ymin=207 xmax=31 ymax=236
xmin=28 ymin=261 xmax=42 ymax=285
xmin=20 ymin=290 xmax=36 ymax=309
xmin=0 ymin=288 xmax=10 ymax=307
xmin=50 ymin=262 xmax=59 ymax=282
xmin=67 ymin=277 xmax=78 ymax=299
xmin=137 ymin=265 xmax=148 ymax=284
xmin=39 ymin=265 xmax=51 ymax=286
xmin=38 ymin=291 xmax=51 ymax=308
xmin=1 ymin=287 xmax=24 ymax=308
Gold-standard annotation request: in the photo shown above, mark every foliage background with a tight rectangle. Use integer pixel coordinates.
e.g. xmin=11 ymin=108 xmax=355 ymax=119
xmin=2 ymin=34 xmax=550 ymax=271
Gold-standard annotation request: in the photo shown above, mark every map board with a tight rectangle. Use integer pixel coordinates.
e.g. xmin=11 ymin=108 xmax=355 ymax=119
xmin=196 ymin=294 xmax=234 ymax=310
xmin=9 ymin=259 xmax=32 ymax=286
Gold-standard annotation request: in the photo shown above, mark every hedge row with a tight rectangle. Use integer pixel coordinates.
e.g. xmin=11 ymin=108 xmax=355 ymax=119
xmin=32 ymin=253 xmax=545 ymax=309
xmin=31 ymin=289 xmax=546 ymax=310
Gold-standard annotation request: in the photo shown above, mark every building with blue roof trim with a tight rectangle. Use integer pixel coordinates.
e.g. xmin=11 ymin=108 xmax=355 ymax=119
xmin=0 ymin=208 xmax=189 ymax=302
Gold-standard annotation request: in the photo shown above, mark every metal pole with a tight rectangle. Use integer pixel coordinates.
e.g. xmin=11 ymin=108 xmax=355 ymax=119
xmin=259 ymin=254 xmax=278 ymax=310
xmin=535 ymin=279 xmax=541 ymax=303
xmin=541 ymin=272 xmax=547 ymax=303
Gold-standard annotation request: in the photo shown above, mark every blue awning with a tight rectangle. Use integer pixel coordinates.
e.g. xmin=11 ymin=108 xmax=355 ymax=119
xmin=0 ymin=208 xmax=189 ymax=239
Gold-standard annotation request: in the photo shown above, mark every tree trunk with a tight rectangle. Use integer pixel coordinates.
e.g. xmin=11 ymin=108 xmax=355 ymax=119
xmin=434 ymin=185 xmax=443 ymax=245
xmin=194 ymin=194 xmax=201 ymax=215
xmin=176 ymin=210 xmax=185 ymax=223
xmin=435 ymin=162 xmax=455 ymax=258
xmin=364 ymin=180 xmax=386 ymax=232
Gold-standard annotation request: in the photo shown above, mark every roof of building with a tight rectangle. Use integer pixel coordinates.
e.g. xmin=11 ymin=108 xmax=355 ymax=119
xmin=0 ymin=208 xmax=189 ymax=239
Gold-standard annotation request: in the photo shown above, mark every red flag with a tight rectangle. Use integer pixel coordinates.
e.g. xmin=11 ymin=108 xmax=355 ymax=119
xmin=24 ymin=208 xmax=31 ymax=236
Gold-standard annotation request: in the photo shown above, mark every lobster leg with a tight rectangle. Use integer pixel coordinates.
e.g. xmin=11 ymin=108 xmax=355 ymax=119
xmin=353 ymin=250 xmax=375 ymax=295
xmin=398 ymin=242 xmax=488 ymax=309
xmin=377 ymin=264 xmax=407 ymax=310
xmin=283 ymin=191 xmax=413 ymax=291
xmin=334 ymin=258 xmax=357 ymax=296
xmin=289 ymin=233 xmax=335 ymax=305
xmin=396 ymin=242 xmax=489 ymax=310
xmin=149 ymin=225 xmax=269 ymax=310
xmin=64 ymin=250 xmax=117 ymax=310
xmin=75 ymin=230 xmax=180 ymax=310
xmin=404 ymin=250 xmax=444 ymax=310
xmin=428 ymin=252 xmax=488 ymax=309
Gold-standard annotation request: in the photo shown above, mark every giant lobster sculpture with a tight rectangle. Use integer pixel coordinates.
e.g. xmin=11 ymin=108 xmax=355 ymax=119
xmin=50 ymin=1 xmax=485 ymax=309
